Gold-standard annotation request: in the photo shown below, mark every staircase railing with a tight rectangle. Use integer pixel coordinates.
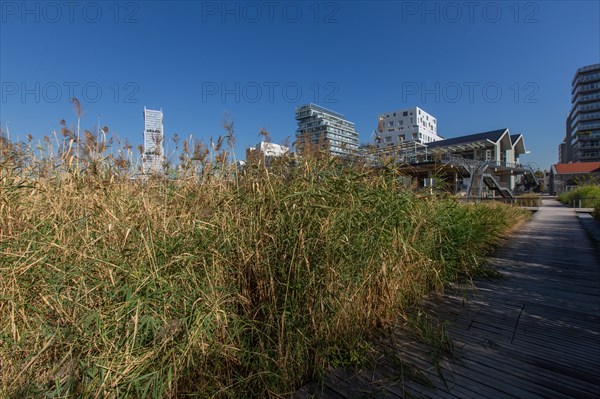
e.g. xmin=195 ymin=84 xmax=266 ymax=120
xmin=483 ymin=173 xmax=515 ymax=198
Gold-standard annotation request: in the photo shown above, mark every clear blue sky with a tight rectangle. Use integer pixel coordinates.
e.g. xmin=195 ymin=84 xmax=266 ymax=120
xmin=1 ymin=0 xmax=599 ymax=170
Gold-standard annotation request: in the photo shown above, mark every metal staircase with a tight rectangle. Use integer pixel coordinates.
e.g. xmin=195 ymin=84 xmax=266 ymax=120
xmin=445 ymin=156 xmax=515 ymax=199
xmin=522 ymin=166 xmax=540 ymax=190
xmin=483 ymin=173 xmax=514 ymax=198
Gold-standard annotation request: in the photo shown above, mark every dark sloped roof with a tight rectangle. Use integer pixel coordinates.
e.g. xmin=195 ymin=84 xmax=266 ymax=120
xmin=510 ymin=133 xmax=526 ymax=154
xmin=427 ymin=129 xmax=507 ymax=149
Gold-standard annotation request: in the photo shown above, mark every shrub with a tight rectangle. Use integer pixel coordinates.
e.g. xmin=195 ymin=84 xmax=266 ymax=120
xmin=558 ymin=185 xmax=600 ymax=208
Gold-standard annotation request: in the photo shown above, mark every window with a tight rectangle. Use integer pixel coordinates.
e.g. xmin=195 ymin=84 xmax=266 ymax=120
xmin=399 ymin=120 xmax=404 ymax=125
xmin=388 ymin=121 xmax=394 ymax=127
xmin=385 ymin=136 xmax=392 ymax=142
xmin=403 ymin=111 xmax=408 ymax=116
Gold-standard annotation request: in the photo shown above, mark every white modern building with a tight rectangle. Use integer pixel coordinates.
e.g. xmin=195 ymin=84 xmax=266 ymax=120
xmin=374 ymin=106 xmax=442 ymax=148
xmin=142 ymin=107 xmax=165 ymax=175
xmin=246 ymin=141 xmax=289 ymax=166
xmin=295 ymin=103 xmax=359 ymax=157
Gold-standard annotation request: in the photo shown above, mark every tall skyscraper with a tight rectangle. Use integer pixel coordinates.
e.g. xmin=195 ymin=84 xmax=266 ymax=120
xmin=374 ymin=106 xmax=442 ymax=148
xmin=295 ymin=103 xmax=359 ymax=157
xmin=142 ymin=107 xmax=164 ymax=175
xmin=562 ymin=64 xmax=600 ymax=163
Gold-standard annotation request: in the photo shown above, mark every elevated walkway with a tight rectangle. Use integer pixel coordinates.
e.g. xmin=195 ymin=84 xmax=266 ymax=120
xmin=366 ymin=147 xmax=539 ymax=198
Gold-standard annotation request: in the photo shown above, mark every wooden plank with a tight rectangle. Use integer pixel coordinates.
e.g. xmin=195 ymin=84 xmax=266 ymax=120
xmin=446 ymin=321 xmax=600 ymax=375
xmin=392 ymin=340 xmax=555 ymax=399
xmin=446 ymin=334 xmax=600 ymax=398
xmin=375 ymin=341 xmax=512 ymax=399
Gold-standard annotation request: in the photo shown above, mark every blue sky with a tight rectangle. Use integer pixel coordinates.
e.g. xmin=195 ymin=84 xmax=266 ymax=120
xmin=1 ymin=0 xmax=599 ymax=170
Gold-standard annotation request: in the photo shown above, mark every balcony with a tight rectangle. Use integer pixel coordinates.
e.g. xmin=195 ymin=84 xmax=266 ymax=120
xmin=575 ymin=92 xmax=600 ymax=103
xmin=570 ymin=111 xmax=600 ymax=129
xmin=570 ymin=102 xmax=600 ymax=119
xmin=572 ymin=82 xmax=600 ymax=100
xmin=572 ymin=70 xmax=600 ymax=87
xmin=577 ymin=122 xmax=600 ymax=131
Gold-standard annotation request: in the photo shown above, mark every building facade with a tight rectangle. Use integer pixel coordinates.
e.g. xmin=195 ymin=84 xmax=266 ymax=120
xmin=375 ymin=106 xmax=442 ymax=148
xmin=550 ymin=162 xmax=600 ymax=195
xmin=142 ymin=107 xmax=165 ymax=175
xmin=246 ymin=141 xmax=289 ymax=166
xmin=295 ymin=103 xmax=359 ymax=157
xmin=563 ymin=63 xmax=600 ymax=163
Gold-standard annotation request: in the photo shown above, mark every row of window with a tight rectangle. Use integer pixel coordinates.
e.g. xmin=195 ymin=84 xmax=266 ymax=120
xmin=385 ymin=111 xmax=413 ymax=118
xmin=577 ymin=92 xmax=600 ymax=102
xmin=575 ymin=73 xmax=600 ymax=85
xmin=385 ymin=117 xmax=436 ymax=130
xmin=381 ymin=132 xmax=438 ymax=143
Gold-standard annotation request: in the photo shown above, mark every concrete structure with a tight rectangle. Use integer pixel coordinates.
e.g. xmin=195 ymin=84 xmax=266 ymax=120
xmin=374 ymin=106 xmax=442 ymax=148
xmin=558 ymin=140 xmax=568 ymax=164
xmin=142 ymin=107 xmax=164 ymax=175
xmin=295 ymin=103 xmax=359 ymax=157
xmin=368 ymin=128 xmax=537 ymax=198
xmin=549 ymin=162 xmax=600 ymax=195
xmin=561 ymin=63 xmax=600 ymax=163
xmin=540 ymin=170 xmax=550 ymax=194
xmin=246 ymin=141 xmax=289 ymax=166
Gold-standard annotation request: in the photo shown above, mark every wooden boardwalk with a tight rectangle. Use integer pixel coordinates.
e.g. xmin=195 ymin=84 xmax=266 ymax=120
xmin=295 ymin=199 xmax=600 ymax=398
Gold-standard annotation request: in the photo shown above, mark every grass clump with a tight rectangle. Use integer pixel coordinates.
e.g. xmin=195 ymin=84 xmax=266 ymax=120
xmin=0 ymin=130 xmax=528 ymax=398
xmin=558 ymin=185 xmax=600 ymax=209
xmin=515 ymin=193 xmax=541 ymax=207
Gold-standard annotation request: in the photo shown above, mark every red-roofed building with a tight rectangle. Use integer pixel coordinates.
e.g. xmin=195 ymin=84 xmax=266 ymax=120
xmin=550 ymin=162 xmax=600 ymax=194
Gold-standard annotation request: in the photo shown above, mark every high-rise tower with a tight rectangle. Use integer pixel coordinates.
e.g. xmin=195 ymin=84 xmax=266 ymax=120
xmin=142 ymin=107 xmax=164 ymax=175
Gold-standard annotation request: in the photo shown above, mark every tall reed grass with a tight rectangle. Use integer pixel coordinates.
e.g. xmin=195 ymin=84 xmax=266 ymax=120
xmin=0 ymin=128 xmax=528 ymax=398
